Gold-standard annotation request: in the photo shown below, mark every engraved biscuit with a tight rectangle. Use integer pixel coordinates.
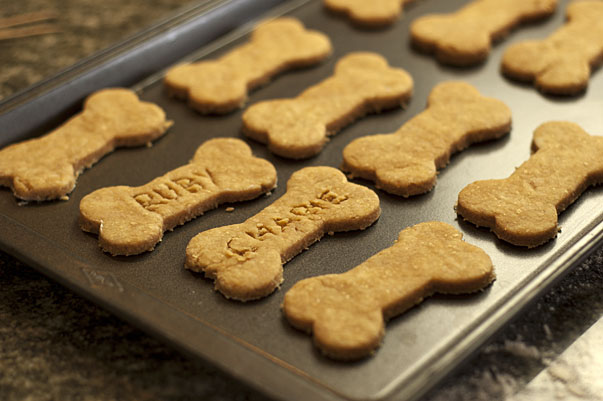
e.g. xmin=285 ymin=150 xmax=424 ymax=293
xmin=410 ymin=0 xmax=557 ymax=66
xmin=0 ymin=88 xmax=172 ymax=201
xmin=342 ymin=81 xmax=511 ymax=197
xmin=502 ymin=1 xmax=603 ymax=95
xmin=79 ymin=138 xmax=277 ymax=256
xmin=242 ymin=52 xmax=413 ymax=159
xmin=283 ymin=221 xmax=494 ymax=360
xmin=185 ymin=166 xmax=381 ymax=301
xmin=457 ymin=121 xmax=603 ymax=247
xmin=164 ymin=18 xmax=332 ymax=114
xmin=324 ymin=0 xmax=415 ymax=27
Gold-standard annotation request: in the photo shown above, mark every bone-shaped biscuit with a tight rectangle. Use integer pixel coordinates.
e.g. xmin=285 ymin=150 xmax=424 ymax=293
xmin=410 ymin=0 xmax=557 ymax=66
xmin=502 ymin=1 xmax=603 ymax=95
xmin=457 ymin=121 xmax=603 ymax=247
xmin=342 ymin=81 xmax=511 ymax=197
xmin=324 ymin=0 xmax=415 ymax=27
xmin=283 ymin=221 xmax=494 ymax=360
xmin=164 ymin=18 xmax=332 ymax=114
xmin=0 ymin=88 xmax=172 ymax=201
xmin=242 ymin=52 xmax=413 ymax=159
xmin=185 ymin=166 xmax=381 ymax=301
xmin=79 ymin=138 xmax=277 ymax=256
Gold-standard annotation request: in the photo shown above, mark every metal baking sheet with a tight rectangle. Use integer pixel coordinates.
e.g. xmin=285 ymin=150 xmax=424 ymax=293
xmin=1 ymin=0 xmax=602 ymax=400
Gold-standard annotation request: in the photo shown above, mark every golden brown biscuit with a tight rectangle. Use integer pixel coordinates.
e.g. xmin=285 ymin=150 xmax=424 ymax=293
xmin=410 ymin=0 xmax=557 ymax=66
xmin=242 ymin=52 xmax=414 ymax=159
xmin=79 ymin=138 xmax=277 ymax=256
xmin=0 ymin=88 xmax=172 ymax=201
xmin=457 ymin=121 xmax=603 ymax=247
xmin=185 ymin=166 xmax=380 ymax=301
xmin=342 ymin=81 xmax=511 ymax=197
xmin=324 ymin=0 xmax=415 ymax=27
xmin=164 ymin=18 xmax=332 ymax=114
xmin=502 ymin=1 xmax=603 ymax=95
xmin=283 ymin=221 xmax=495 ymax=360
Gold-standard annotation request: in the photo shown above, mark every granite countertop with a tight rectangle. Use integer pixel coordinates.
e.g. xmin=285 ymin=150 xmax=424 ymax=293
xmin=1 ymin=1 xmax=602 ymax=400
xmin=0 ymin=0 xmax=193 ymax=100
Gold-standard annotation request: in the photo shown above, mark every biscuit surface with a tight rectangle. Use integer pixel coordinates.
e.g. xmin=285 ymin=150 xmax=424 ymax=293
xmin=164 ymin=18 xmax=332 ymax=114
xmin=242 ymin=52 xmax=413 ymax=159
xmin=502 ymin=1 xmax=603 ymax=95
xmin=457 ymin=121 xmax=603 ymax=247
xmin=324 ymin=0 xmax=415 ymax=27
xmin=410 ymin=0 xmax=557 ymax=66
xmin=342 ymin=81 xmax=511 ymax=197
xmin=0 ymin=88 xmax=172 ymax=201
xmin=283 ymin=221 xmax=494 ymax=360
xmin=79 ymin=138 xmax=277 ymax=256
xmin=185 ymin=166 xmax=381 ymax=301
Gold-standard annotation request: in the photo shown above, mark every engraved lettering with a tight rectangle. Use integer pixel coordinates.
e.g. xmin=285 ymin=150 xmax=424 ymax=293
xmin=133 ymin=168 xmax=218 ymax=213
xmin=80 ymin=138 xmax=277 ymax=256
xmin=224 ymin=190 xmax=349 ymax=260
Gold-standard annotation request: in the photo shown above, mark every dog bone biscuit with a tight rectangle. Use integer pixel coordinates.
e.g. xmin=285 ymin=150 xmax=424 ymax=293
xmin=0 ymin=88 xmax=172 ymax=201
xmin=164 ymin=18 xmax=332 ymax=114
xmin=502 ymin=1 xmax=603 ymax=95
xmin=410 ymin=0 xmax=557 ymax=66
xmin=242 ymin=52 xmax=413 ymax=159
xmin=283 ymin=221 xmax=494 ymax=360
xmin=457 ymin=121 xmax=603 ymax=247
xmin=324 ymin=0 xmax=415 ymax=27
xmin=342 ymin=81 xmax=511 ymax=197
xmin=185 ymin=166 xmax=380 ymax=301
xmin=79 ymin=138 xmax=277 ymax=256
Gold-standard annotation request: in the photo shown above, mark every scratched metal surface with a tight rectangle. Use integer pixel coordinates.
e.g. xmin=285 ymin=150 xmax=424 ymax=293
xmin=0 ymin=0 xmax=602 ymax=400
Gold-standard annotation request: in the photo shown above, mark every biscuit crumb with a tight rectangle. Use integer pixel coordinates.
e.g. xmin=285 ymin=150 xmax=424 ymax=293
xmin=225 ymin=207 xmax=235 ymax=212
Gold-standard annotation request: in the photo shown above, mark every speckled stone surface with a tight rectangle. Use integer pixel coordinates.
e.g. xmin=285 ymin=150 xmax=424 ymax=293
xmin=0 ymin=0 xmax=602 ymax=400
xmin=423 ymin=249 xmax=603 ymax=401
xmin=0 ymin=253 xmax=271 ymax=401
xmin=0 ymin=0 xmax=192 ymax=101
